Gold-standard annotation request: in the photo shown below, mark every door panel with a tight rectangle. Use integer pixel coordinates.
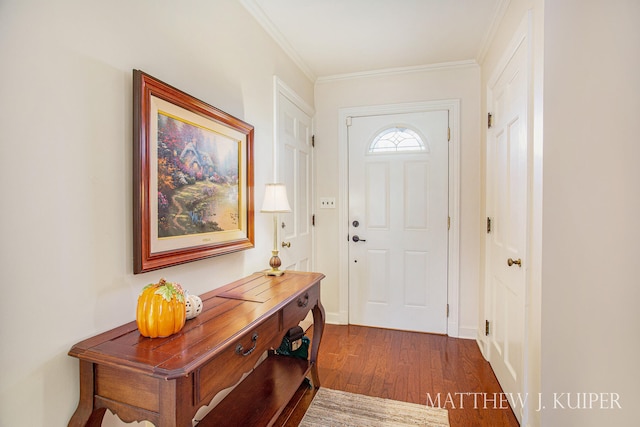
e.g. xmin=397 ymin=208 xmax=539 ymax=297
xmin=405 ymin=161 xmax=429 ymax=229
xmin=366 ymin=162 xmax=389 ymax=228
xmin=348 ymin=111 xmax=449 ymax=334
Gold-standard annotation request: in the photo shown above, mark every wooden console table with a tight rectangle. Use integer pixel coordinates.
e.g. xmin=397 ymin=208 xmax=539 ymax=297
xmin=68 ymin=271 xmax=325 ymax=426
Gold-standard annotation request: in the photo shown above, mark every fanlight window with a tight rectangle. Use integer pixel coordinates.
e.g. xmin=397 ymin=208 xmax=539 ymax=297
xmin=368 ymin=127 xmax=426 ymax=153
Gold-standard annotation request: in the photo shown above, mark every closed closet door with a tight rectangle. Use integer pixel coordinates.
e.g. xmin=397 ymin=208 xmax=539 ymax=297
xmin=485 ymin=23 xmax=529 ymax=423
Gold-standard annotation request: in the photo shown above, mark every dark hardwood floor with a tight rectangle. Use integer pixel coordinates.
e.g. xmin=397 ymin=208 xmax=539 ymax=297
xmin=280 ymin=324 xmax=519 ymax=427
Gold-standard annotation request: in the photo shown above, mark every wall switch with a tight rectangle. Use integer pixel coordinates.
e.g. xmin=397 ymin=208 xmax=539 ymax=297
xmin=319 ymin=197 xmax=336 ymax=209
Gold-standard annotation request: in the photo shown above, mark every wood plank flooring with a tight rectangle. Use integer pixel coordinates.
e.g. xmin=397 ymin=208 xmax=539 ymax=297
xmin=281 ymin=324 xmax=519 ymax=427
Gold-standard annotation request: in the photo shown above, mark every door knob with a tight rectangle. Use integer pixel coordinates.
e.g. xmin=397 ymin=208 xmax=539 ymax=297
xmin=352 ymin=235 xmax=366 ymax=242
xmin=507 ymin=258 xmax=522 ymax=267
xmin=281 ymin=241 xmax=291 ymax=248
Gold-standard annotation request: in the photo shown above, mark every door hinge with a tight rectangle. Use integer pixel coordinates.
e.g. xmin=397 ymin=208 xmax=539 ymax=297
xmin=448 ymin=216 xmax=451 ymax=230
xmin=446 ymin=304 xmax=450 ymax=318
xmin=312 ymin=214 xmax=315 ymax=226
xmin=447 ymin=127 xmax=451 ymax=141
xmin=485 ymin=320 xmax=490 ymax=336
xmin=488 ymin=112 xmax=493 ymax=129
xmin=486 ymin=217 xmax=492 ymax=233
xmin=312 ymin=135 xmax=315 ymax=147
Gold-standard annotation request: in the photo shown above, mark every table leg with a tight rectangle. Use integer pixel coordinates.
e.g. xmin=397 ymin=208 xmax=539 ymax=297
xmin=157 ymin=374 xmax=195 ymax=427
xmin=68 ymin=361 xmax=106 ymax=427
xmin=310 ymin=300 xmax=326 ymax=388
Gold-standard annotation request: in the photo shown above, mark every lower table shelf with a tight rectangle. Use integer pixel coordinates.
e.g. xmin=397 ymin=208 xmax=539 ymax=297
xmin=197 ymin=355 xmax=312 ymax=426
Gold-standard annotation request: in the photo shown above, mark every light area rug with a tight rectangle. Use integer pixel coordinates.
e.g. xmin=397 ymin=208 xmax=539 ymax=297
xmin=299 ymin=388 xmax=450 ymax=427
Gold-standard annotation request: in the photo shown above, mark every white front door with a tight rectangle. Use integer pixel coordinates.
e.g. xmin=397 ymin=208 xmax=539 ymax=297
xmin=485 ymin=28 xmax=528 ymax=422
xmin=276 ymin=86 xmax=313 ymax=271
xmin=348 ymin=111 xmax=449 ymax=334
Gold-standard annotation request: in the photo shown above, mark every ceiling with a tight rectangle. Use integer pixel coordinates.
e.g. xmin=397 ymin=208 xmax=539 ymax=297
xmin=241 ymin=0 xmax=507 ymax=80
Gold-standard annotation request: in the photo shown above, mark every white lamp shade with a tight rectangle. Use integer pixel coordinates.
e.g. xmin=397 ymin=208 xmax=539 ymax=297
xmin=261 ymin=183 xmax=291 ymax=213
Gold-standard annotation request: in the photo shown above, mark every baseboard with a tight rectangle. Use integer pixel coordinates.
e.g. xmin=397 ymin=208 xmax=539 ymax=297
xmin=476 ymin=335 xmax=489 ymax=360
xmin=325 ymin=310 xmax=348 ymax=325
xmin=323 ymin=312 xmax=478 ymax=338
xmin=456 ymin=326 xmax=477 ymax=340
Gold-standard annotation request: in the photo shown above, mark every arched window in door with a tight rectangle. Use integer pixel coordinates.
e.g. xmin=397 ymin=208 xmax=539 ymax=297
xmin=368 ymin=126 xmax=427 ymax=153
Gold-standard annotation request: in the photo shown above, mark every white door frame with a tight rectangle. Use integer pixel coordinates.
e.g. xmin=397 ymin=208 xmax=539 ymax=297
xmin=337 ymin=99 xmax=461 ymax=337
xmin=273 ymin=76 xmax=316 ymax=270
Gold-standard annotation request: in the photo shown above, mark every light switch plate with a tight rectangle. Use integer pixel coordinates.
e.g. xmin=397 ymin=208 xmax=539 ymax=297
xmin=319 ymin=197 xmax=336 ymax=209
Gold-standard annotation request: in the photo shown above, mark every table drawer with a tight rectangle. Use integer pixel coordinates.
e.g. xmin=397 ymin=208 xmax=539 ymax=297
xmin=282 ymin=283 xmax=319 ymax=328
xmin=196 ymin=312 xmax=281 ymax=405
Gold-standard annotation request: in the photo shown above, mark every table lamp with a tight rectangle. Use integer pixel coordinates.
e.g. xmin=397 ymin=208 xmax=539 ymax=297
xmin=260 ymin=183 xmax=291 ymax=276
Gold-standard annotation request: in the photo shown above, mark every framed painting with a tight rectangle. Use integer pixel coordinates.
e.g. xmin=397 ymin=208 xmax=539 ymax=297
xmin=133 ymin=70 xmax=254 ymax=274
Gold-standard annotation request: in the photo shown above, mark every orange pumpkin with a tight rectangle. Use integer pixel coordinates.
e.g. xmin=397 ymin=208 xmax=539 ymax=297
xmin=136 ymin=279 xmax=186 ymax=338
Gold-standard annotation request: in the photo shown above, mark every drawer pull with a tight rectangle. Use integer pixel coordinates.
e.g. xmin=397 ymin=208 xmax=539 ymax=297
xmin=235 ymin=332 xmax=259 ymax=356
xmin=297 ymin=293 xmax=309 ymax=308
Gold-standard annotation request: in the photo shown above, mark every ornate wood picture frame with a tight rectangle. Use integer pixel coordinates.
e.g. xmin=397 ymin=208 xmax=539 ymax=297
xmin=133 ymin=70 xmax=254 ymax=274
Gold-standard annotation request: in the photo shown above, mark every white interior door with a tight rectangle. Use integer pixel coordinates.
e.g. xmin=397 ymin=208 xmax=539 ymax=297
xmin=348 ymin=111 xmax=449 ymax=334
xmin=485 ymin=31 xmax=528 ymax=422
xmin=276 ymin=88 xmax=313 ymax=271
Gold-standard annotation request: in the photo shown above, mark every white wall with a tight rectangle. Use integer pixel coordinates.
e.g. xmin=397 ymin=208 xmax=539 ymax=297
xmin=314 ymin=65 xmax=482 ymax=337
xmin=542 ymin=1 xmax=640 ymax=425
xmin=0 ymin=1 xmax=313 ymax=426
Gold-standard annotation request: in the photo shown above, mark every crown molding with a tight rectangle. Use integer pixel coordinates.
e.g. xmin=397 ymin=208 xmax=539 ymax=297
xmin=315 ymin=60 xmax=479 ymax=84
xmin=476 ymin=0 xmax=512 ymax=64
xmin=240 ymin=0 xmax=317 ymax=82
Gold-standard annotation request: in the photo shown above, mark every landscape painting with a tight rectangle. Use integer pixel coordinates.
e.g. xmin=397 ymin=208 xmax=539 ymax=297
xmin=157 ymin=112 xmax=239 ymax=239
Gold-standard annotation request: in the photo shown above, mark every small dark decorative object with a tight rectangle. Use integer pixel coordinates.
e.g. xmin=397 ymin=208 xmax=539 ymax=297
xmin=276 ymin=326 xmax=309 ymax=359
